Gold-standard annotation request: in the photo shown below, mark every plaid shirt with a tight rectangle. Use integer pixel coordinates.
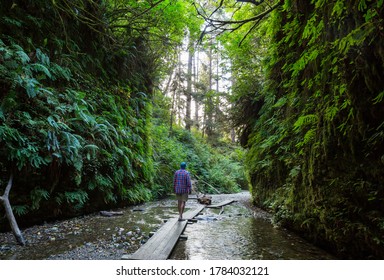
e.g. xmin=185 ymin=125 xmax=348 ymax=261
xmin=173 ymin=169 xmax=192 ymax=194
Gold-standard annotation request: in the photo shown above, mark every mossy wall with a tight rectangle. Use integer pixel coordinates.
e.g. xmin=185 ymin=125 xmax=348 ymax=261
xmin=247 ymin=0 xmax=384 ymax=258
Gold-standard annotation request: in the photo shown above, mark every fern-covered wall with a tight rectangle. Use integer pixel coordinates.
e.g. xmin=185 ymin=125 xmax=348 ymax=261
xmin=0 ymin=0 xmax=156 ymax=227
xmin=246 ymin=0 xmax=384 ymax=258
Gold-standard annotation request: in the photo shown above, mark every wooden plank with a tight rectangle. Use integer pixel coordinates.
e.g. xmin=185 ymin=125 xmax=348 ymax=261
xmin=183 ymin=205 xmax=206 ymax=220
xmin=206 ymin=199 xmax=236 ymax=208
xmin=122 ymin=205 xmax=205 ymax=260
xmin=130 ymin=218 xmax=186 ymax=260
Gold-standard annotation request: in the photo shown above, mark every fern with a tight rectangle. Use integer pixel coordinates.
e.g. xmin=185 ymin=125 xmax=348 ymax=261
xmin=373 ymin=91 xmax=384 ymax=104
xmin=293 ymin=114 xmax=318 ymax=132
xmin=30 ymin=188 xmax=50 ymax=210
xmin=31 ymin=63 xmax=52 ymax=79
xmin=13 ymin=205 xmax=29 ymax=216
xmin=2 ymin=16 xmax=23 ymax=27
xmin=36 ymin=48 xmax=50 ymax=65
xmin=64 ymin=190 xmax=89 ymax=208
xmin=25 ymin=78 xmax=40 ymax=98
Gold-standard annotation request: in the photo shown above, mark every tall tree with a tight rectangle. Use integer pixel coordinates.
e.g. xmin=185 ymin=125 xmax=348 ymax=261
xmin=185 ymin=33 xmax=194 ymax=131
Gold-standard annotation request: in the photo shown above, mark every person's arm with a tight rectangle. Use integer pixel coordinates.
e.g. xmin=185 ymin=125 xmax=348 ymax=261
xmin=173 ymin=172 xmax=177 ymax=192
xmin=186 ymin=173 xmax=192 ymax=193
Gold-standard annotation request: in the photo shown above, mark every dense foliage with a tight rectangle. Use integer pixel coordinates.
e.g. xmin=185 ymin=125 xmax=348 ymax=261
xmin=152 ymin=124 xmax=247 ymax=195
xmin=0 ymin=0 xmax=161 ymax=224
xmin=227 ymin=0 xmax=384 ymax=258
xmin=0 ymin=0 xmax=246 ymax=229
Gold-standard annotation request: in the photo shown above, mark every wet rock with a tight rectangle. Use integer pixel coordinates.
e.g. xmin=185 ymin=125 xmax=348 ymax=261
xmin=0 ymin=245 xmax=11 ymax=251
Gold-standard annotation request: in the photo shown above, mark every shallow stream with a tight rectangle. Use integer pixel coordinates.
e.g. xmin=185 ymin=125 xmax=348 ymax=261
xmin=0 ymin=192 xmax=334 ymax=260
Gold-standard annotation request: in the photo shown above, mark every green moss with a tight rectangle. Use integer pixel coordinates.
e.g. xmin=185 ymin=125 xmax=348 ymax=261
xmin=245 ymin=0 xmax=384 ymax=258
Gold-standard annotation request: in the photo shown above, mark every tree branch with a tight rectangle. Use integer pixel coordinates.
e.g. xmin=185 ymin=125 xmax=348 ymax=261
xmin=237 ymin=0 xmax=265 ymax=5
xmin=195 ymin=1 xmax=280 ymax=43
xmin=0 ymin=173 xmax=26 ymax=246
xmin=0 ymin=174 xmax=13 ymax=202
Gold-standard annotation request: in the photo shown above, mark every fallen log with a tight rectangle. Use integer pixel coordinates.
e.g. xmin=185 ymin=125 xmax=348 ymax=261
xmin=206 ymin=199 xmax=236 ymax=208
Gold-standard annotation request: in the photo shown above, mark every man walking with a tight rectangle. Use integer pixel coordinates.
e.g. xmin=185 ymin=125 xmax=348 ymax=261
xmin=173 ymin=162 xmax=192 ymax=221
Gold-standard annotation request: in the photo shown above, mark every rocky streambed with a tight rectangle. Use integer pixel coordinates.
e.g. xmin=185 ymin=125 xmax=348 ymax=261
xmin=0 ymin=198 xmax=178 ymax=260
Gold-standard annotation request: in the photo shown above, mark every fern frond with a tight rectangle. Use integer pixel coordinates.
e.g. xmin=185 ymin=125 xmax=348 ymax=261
xmin=373 ymin=91 xmax=384 ymax=104
xmin=13 ymin=205 xmax=29 ymax=216
xmin=293 ymin=114 xmax=318 ymax=132
xmin=31 ymin=63 xmax=52 ymax=79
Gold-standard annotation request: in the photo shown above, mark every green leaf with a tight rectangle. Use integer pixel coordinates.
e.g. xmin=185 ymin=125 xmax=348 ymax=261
xmin=36 ymin=48 xmax=50 ymax=65
xmin=16 ymin=50 xmax=30 ymax=64
xmin=25 ymin=78 xmax=40 ymax=98
xmin=47 ymin=115 xmax=59 ymax=129
xmin=293 ymin=114 xmax=318 ymax=132
xmin=373 ymin=91 xmax=384 ymax=104
xmin=13 ymin=205 xmax=29 ymax=216
xmin=31 ymin=63 xmax=52 ymax=79
xmin=332 ymin=0 xmax=345 ymax=17
xmin=358 ymin=0 xmax=368 ymax=11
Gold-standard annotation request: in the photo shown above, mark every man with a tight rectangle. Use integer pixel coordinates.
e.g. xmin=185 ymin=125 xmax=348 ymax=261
xmin=173 ymin=162 xmax=192 ymax=221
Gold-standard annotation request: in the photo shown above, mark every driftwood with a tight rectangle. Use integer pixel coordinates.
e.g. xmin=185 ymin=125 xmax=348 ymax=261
xmin=100 ymin=210 xmax=124 ymax=217
xmin=196 ymin=193 xmax=212 ymax=205
xmin=0 ymin=174 xmax=26 ymax=245
xmin=206 ymin=199 xmax=236 ymax=208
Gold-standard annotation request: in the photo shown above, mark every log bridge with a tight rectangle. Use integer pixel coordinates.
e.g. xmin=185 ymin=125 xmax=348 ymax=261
xmin=121 ymin=199 xmax=235 ymax=260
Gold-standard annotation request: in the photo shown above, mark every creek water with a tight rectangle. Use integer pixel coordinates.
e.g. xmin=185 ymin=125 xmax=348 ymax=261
xmin=0 ymin=192 xmax=334 ymax=260
xmin=171 ymin=193 xmax=334 ymax=260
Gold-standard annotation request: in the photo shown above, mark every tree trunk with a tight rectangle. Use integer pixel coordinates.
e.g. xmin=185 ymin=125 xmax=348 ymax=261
xmin=206 ymin=38 xmax=214 ymax=138
xmin=185 ymin=42 xmax=194 ymax=131
xmin=194 ymin=49 xmax=200 ymax=129
xmin=231 ymin=128 xmax=236 ymax=143
xmin=0 ymin=174 xmax=26 ymax=245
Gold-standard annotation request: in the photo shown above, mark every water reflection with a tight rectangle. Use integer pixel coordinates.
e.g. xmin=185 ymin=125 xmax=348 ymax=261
xmin=170 ymin=203 xmax=334 ymax=260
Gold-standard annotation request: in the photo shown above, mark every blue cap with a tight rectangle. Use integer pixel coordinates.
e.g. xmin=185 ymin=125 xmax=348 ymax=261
xmin=180 ymin=162 xmax=186 ymax=169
